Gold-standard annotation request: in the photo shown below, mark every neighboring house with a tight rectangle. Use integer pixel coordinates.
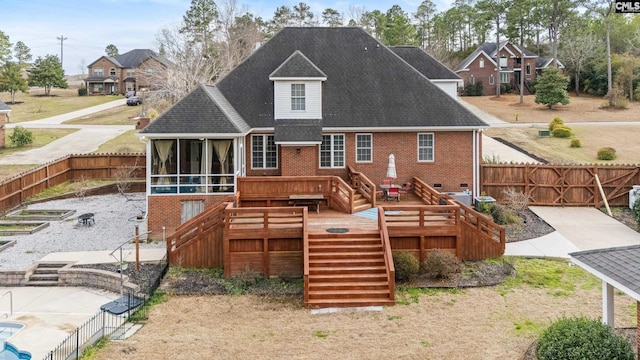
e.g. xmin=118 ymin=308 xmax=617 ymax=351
xmin=455 ymin=41 xmax=548 ymax=96
xmin=536 ymin=57 xmax=565 ymax=76
xmin=84 ymin=49 xmax=170 ymax=95
xmin=0 ymin=101 xmax=10 ymax=148
xmin=139 ymin=27 xmax=489 ymax=234
xmin=390 ymin=46 xmax=463 ymax=98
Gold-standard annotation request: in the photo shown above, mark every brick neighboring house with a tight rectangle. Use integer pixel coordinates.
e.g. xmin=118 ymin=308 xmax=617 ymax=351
xmin=455 ymin=41 xmax=548 ymax=96
xmin=0 ymin=101 xmax=9 ymax=148
xmin=84 ymin=49 xmax=170 ymax=95
xmin=139 ymin=27 xmax=489 ymax=235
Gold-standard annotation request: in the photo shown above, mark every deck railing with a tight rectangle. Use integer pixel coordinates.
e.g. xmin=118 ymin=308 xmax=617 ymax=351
xmin=166 ymin=195 xmax=235 ymax=268
xmin=348 ymin=166 xmax=377 ymax=207
xmin=412 ymin=177 xmax=505 ymax=260
xmin=303 ymin=208 xmax=310 ymax=306
xmin=378 ymin=208 xmax=395 ymax=301
xmin=329 ymin=176 xmax=355 ymax=213
xmin=224 ymin=206 xmax=305 ymax=277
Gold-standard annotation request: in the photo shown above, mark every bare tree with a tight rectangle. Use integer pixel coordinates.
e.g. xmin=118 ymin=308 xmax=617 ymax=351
xmin=154 ymin=23 xmax=224 ymax=102
xmin=559 ymin=20 xmax=600 ymax=96
xmin=217 ymin=0 xmax=266 ymax=74
xmin=77 ymin=58 xmax=87 ymax=76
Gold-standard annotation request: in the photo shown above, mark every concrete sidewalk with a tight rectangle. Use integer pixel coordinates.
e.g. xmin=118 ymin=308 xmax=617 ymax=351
xmin=505 ymin=206 xmax=640 ymax=258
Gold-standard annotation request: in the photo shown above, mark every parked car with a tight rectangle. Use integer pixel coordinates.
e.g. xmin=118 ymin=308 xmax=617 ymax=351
xmin=125 ymin=90 xmax=136 ymax=98
xmin=127 ymin=96 xmax=142 ymax=106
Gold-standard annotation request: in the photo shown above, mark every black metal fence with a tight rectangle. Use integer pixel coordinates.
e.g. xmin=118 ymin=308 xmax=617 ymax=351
xmin=41 ymin=257 xmax=168 ymax=360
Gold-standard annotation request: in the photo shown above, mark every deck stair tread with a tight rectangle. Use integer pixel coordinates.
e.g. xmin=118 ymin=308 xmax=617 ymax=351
xmin=305 ymin=230 xmax=394 ymax=309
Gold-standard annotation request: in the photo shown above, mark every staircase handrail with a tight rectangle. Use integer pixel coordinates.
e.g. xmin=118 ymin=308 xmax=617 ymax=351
xmin=377 ymin=207 xmax=395 ymax=302
xmin=302 ymin=207 xmax=310 ymax=306
xmin=329 ymin=176 xmax=355 ymax=213
xmin=348 ymin=166 xmax=377 ymax=207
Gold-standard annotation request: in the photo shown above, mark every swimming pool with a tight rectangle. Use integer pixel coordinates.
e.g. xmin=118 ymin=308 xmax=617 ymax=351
xmin=0 ymin=322 xmax=31 ymax=360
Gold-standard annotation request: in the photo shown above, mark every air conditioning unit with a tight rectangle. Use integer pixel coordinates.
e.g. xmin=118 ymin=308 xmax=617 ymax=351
xmin=630 ymin=185 xmax=640 ymax=210
xmin=446 ymin=191 xmax=472 ymax=207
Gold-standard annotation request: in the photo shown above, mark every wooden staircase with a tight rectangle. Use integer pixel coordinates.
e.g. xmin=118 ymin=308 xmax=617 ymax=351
xmin=27 ymin=263 xmax=67 ymax=286
xmin=306 ymin=230 xmax=394 ymax=308
xmin=353 ymin=192 xmax=373 ymax=213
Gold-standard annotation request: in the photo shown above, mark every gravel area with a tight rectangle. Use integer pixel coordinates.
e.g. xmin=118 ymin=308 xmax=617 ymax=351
xmin=0 ymin=193 xmax=164 ymax=270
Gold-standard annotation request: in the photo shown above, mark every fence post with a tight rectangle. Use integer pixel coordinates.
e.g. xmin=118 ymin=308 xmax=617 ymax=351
xmin=75 ymin=328 xmax=80 ymax=359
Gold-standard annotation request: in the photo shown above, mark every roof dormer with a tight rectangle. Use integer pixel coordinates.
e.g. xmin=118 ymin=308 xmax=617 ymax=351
xmin=270 ymin=50 xmax=326 ymax=120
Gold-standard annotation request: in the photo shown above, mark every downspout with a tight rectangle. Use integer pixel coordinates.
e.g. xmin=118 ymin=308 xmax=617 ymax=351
xmin=472 ymin=130 xmax=479 ymax=197
xmin=140 ymin=136 xmax=151 ymax=216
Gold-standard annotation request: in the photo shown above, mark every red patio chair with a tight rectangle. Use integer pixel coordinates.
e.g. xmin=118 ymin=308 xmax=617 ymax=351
xmin=386 ymin=186 xmax=400 ymax=202
xmin=399 ymin=182 xmax=412 ymax=200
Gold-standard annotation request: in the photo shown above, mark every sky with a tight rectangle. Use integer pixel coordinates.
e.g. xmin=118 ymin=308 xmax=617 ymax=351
xmin=2 ymin=0 xmax=453 ymax=75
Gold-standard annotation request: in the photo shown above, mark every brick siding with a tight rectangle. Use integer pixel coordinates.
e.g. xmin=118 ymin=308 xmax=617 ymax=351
xmin=147 ymin=194 xmax=226 ymax=237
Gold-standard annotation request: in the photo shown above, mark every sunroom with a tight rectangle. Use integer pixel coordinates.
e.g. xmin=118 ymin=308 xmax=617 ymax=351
xmin=147 ymin=137 xmax=241 ymax=195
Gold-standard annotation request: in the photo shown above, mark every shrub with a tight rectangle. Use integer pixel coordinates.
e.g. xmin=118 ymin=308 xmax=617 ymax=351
xmin=536 ymin=316 xmax=634 ymax=360
xmin=8 ymin=126 xmax=34 ymax=147
xmin=502 ymin=187 xmax=532 ymax=214
xmin=392 ymin=251 xmax=419 ymax=281
xmin=597 ymin=147 xmax=616 ymax=160
xmin=77 ymin=87 xmax=87 ymax=96
xmin=462 ymin=81 xmax=484 ymax=96
xmin=633 ymin=196 xmax=640 ymax=229
xmin=423 ymin=249 xmax=462 ymax=279
xmin=548 ymin=117 xmax=564 ymax=131
xmin=551 ymin=125 xmax=572 ymax=138
xmin=570 ymin=139 xmax=582 ymax=148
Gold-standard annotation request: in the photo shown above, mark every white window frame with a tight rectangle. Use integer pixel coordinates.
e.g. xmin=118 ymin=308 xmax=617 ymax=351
xmin=291 ymin=83 xmax=306 ymax=111
xmin=489 ymin=74 xmax=494 ymax=85
xmin=355 ymin=133 xmax=372 ymax=163
xmin=93 ymin=68 xmax=103 ymax=76
xmin=251 ymin=134 xmax=278 ymax=169
xmin=320 ymin=134 xmax=345 ymax=168
xmin=499 ymin=56 xmax=507 ymax=67
xmin=500 ymin=72 xmax=510 ymax=84
xmin=526 ymin=64 xmax=531 ymax=75
xmin=479 ymin=58 xmax=484 ymax=68
xmin=109 ymin=68 xmax=116 ymax=76
xmin=469 ymin=75 xmax=475 ymax=85
xmin=417 ymin=133 xmax=434 ymax=162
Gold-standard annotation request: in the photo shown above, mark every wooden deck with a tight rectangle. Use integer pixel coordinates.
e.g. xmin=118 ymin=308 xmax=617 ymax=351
xmin=167 ymin=175 xmax=505 ymax=309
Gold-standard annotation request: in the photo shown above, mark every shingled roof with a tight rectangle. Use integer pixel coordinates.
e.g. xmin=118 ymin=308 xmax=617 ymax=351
xmin=141 ymin=84 xmax=250 ymax=135
xmin=89 ymin=49 xmax=171 ymax=69
xmin=144 ymin=27 xmax=488 ymax=135
xmin=570 ymin=245 xmax=640 ymax=301
xmin=390 ymin=46 xmax=460 ymax=80
xmin=0 ymin=101 xmax=10 ymax=112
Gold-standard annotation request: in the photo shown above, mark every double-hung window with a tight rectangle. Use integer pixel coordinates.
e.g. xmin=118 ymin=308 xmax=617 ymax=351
xmin=251 ymin=135 xmax=277 ymax=169
xmin=355 ymin=134 xmax=372 ymax=163
xmin=93 ymin=68 xmax=103 ymax=76
xmin=418 ymin=133 xmax=434 ymax=162
xmin=291 ymin=84 xmax=305 ymax=111
xmin=500 ymin=72 xmax=510 ymax=83
xmin=320 ymin=134 xmax=345 ymax=168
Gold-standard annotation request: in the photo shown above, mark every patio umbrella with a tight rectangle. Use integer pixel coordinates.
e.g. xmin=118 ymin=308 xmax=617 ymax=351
xmin=386 ymin=154 xmax=397 ymax=180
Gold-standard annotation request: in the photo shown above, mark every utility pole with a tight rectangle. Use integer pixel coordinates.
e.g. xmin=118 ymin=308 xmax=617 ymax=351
xmin=57 ymin=35 xmax=67 ymax=69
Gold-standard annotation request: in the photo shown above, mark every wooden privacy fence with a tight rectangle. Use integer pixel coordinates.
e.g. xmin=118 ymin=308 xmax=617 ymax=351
xmin=0 ymin=154 xmax=145 ymax=213
xmin=481 ymin=163 xmax=640 ymax=206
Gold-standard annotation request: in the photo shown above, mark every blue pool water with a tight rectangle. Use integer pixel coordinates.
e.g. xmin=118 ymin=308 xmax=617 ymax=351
xmin=0 ymin=323 xmax=31 ymax=360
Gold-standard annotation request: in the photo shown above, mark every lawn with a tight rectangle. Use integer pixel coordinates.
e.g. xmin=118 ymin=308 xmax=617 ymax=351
xmin=0 ymin=128 xmax=77 ymax=158
xmin=94 ymin=130 xmax=145 ymax=154
xmin=0 ymin=88 xmax=122 ymax=123
xmin=64 ymin=105 xmax=142 ymax=126
xmin=92 ymin=258 xmax=636 ymax=359
xmin=466 ymin=94 xmax=640 ymax=164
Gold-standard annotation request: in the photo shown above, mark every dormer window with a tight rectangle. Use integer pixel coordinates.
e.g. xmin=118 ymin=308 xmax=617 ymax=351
xmin=291 ymin=84 xmax=306 ymax=111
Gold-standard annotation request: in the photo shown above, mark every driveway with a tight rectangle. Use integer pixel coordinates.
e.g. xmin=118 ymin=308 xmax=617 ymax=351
xmin=1 ymin=99 xmax=135 ymax=165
